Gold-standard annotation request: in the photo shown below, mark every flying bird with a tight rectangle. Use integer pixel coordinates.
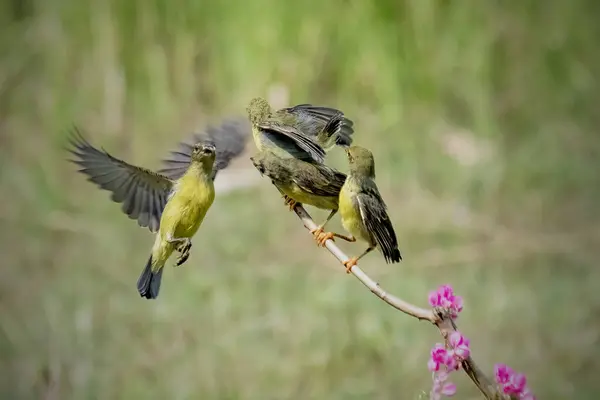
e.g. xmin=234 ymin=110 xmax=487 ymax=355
xmin=67 ymin=120 xmax=249 ymax=299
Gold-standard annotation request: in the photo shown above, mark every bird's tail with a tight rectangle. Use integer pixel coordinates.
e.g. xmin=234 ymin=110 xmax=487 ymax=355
xmin=137 ymin=256 xmax=164 ymax=299
xmin=382 ymin=247 xmax=402 ymax=264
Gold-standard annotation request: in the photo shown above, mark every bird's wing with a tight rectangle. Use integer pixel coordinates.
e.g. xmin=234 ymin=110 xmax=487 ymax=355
xmin=279 ymin=104 xmax=355 ymax=148
xmin=356 ymin=186 xmax=401 ymax=263
xmin=292 ymin=163 xmax=347 ymax=197
xmin=159 ymin=117 xmax=251 ymax=180
xmin=67 ymin=127 xmax=173 ymax=233
xmin=258 ymin=120 xmax=326 ymax=164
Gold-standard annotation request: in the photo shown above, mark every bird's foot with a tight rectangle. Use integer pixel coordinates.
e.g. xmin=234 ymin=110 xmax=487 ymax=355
xmin=316 ymin=232 xmax=335 ymax=247
xmin=283 ymin=196 xmax=298 ymax=211
xmin=343 ymin=257 xmax=358 ymax=274
xmin=309 ymin=226 xmax=323 ymax=239
xmin=175 ymin=251 xmax=190 ymax=267
xmin=175 ymin=240 xmax=192 ymax=267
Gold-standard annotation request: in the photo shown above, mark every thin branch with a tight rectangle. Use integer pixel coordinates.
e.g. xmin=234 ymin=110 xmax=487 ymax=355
xmin=293 ymin=204 xmax=508 ymax=400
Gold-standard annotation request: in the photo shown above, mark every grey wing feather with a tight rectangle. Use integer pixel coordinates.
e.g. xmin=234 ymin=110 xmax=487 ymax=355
xmin=292 ymin=163 xmax=347 ymax=197
xmin=159 ymin=117 xmax=251 ymax=180
xmin=66 ymin=127 xmax=173 ymax=233
xmin=357 ymin=187 xmax=402 ymax=263
xmin=258 ymin=120 xmax=326 ymax=163
xmin=281 ymin=104 xmax=355 ymax=147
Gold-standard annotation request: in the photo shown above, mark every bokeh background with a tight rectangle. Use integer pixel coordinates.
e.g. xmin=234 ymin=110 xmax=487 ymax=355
xmin=2 ymin=0 xmax=600 ymax=398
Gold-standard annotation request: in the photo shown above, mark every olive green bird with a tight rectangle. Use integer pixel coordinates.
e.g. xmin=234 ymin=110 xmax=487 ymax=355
xmin=246 ymin=97 xmax=354 ymax=163
xmin=245 ymin=97 xmax=354 ymax=240
xmin=67 ymin=119 xmax=249 ymax=299
xmin=317 ymin=146 xmax=402 ymax=273
xmin=250 ymin=151 xmax=347 ymax=237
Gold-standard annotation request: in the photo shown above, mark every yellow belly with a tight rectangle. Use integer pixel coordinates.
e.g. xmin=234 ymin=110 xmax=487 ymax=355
xmin=339 ymin=185 xmax=371 ymax=243
xmin=279 ymin=182 xmax=338 ymax=210
xmin=158 ymin=175 xmax=215 ymax=240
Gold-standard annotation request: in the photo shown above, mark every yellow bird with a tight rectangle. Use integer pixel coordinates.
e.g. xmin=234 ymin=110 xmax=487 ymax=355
xmin=318 ymin=146 xmax=402 ymax=273
xmin=67 ymin=120 xmax=248 ymax=299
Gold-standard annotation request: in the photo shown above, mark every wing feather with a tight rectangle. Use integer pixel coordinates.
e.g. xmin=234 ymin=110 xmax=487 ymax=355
xmin=159 ymin=117 xmax=251 ymax=180
xmin=258 ymin=120 xmax=326 ymax=164
xmin=67 ymin=127 xmax=173 ymax=233
xmin=279 ymin=104 xmax=355 ymax=148
xmin=356 ymin=187 xmax=402 ymax=263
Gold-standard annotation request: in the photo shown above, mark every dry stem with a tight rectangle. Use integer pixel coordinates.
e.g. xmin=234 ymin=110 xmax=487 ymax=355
xmin=293 ymin=204 xmax=511 ymax=400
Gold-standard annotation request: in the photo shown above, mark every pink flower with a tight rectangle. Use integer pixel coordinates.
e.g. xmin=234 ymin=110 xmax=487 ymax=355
xmin=494 ymin=363 xmax=535 ymax=399
xmin=503 ymin=373 xmax=527 ymax=395
xmin=520 ymin=388 xmax=537 ymax=400
xmin=494 ymin=364 xmax=514 ymax=385
xmin=430 ymin=370 xmax=457 ymax=399
xmin=428 ymin=344 xmax=452 ymax=372
xmin=448 ymin=331 xmax=470 ymax=361
xmin=428 ymin=285 xmax=464 ymax=318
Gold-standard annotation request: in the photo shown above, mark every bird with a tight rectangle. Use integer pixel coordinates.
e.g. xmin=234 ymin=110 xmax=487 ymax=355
xmin=245 ymin=97 xmax=353 ymax=240
xmin=250 ymin=151 xmax=347 ymax=237
xmin=66 ymin=120 xmax=249 ymax=299
xmin=317 ymin=145 xmax=402 ymax=273
xmin=246 ymin=97 xmax=354 ymax=163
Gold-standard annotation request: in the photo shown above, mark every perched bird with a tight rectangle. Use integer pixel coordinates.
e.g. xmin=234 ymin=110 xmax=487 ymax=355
xmin=246 ymin=97 xmax=353 ymax=204
xmin=245 ymin=97 xmax=354 ymax=239
xmin=250 ymin=151 xmax=346 ymax=235
xmin=67 ymin=120 xmax=249 ymax=299
xmin=318 ymin=146 xmax=402 ymax=273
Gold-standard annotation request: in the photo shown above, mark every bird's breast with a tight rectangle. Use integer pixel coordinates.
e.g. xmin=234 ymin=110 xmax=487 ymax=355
xmin=339 ymin=182 xmax=369 ymax=242
xmin=161 ymin=174 xmax=215 ymax=238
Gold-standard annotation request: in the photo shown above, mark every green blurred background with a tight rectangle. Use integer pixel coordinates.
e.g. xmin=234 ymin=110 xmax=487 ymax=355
xmin=2 ymin=0 xmax=600 ymax=398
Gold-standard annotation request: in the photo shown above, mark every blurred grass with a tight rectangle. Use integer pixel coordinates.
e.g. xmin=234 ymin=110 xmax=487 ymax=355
xmin=2 ymin=0 xmax=600 ymax=398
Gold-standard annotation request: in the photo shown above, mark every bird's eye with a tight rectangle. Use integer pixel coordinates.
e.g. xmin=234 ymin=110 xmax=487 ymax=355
xmin=202 ymin=147 xmax=213 ymax=155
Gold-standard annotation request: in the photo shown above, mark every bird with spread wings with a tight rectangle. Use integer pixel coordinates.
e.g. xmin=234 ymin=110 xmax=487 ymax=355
xmin=67 ymin=118 xmax=249 ymax=299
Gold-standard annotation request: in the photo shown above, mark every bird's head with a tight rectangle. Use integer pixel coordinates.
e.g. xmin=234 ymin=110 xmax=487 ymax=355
xmin=191 ymin=142 xmax=216 ymax=170
xmin=345 ymin=146 xmax=375 ymax=178
xmin=246 ymin=97 xmax=272 ymax=125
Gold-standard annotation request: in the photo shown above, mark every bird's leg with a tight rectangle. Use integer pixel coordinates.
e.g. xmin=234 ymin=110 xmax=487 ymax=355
xmin=310 ymin=210 xmax=338 ymax=246
xmin=343 ymin=246 xmax=375 ymax=274
xmin=175 ymin=246 xmax=192 ymax=266
xmin=283 ymin=195 xmax=299 ymax=211
xmin=332 ymin=233 xmax=356 ymax=242
xmin=166 ymin=235 xmax=192 ymax=267
xmin=175 ymin=241 xmax=193 ymax=266
xmin=317 ymin=232 xmax=356 ymax=247
xmin=166 ymin=234 xmax=189 ymax=248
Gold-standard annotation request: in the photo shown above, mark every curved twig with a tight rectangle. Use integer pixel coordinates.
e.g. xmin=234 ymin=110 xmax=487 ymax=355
xmin=293 ymin=204 xmax=508 ymax=400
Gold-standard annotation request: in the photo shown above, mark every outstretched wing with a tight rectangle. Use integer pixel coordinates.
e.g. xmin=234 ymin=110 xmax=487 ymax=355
xmin=258 ymin=120 xmax=326 ymax=164
xmin=159 ymin=117 xmax=251 ymax=180
xmin=356 ymin=186 xmax=402 ymax=263
xmin=67 ymin=127 xmax=173 ymax=233
xmin=279 ymin=104 xmax=355 ymax=149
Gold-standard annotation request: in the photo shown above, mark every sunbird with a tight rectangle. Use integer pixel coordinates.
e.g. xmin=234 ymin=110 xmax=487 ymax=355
xmin=316 ymin=146 xmax=402 ymax=273
xmin=67 ymin=120 xmax=249 ymax=299
xmin=246 ymin=97 xmax=354 ymax=163
xmin=250 ymin=151 xmax=346 ymax=233
xmin=245 ymin=97 xmax=353 ymax=239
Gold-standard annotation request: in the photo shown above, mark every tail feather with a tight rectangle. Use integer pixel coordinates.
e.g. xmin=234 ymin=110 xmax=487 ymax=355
xmin=381 ymin=246 xmax=402 ymax=264
xmin=137 ymin=256 xmax=164 ymax=299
